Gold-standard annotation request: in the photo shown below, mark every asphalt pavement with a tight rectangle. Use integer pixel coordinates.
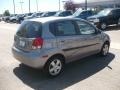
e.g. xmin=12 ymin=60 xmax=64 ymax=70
xmin=0 ymin=22 xmax=120 ymax=90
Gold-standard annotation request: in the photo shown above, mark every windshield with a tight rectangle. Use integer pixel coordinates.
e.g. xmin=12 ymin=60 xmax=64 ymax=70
xmin=98 ymin=9 xmax=111 ymax=16
xmin=41 ymin=12 xmax=56 ymax=17
xmin=73 ymin=10 xmax=83 ymax=16
xmin=41 ymin=12 xmax=47 ymax=17
xmin=54 ymin=12 xmax=61 ymax=16
xmin=31 ymin=13 xmax=36 ymax=17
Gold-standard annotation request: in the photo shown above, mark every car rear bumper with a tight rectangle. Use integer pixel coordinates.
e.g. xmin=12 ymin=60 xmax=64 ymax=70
xmin=12 ymin=46 xmax=48 ymax=69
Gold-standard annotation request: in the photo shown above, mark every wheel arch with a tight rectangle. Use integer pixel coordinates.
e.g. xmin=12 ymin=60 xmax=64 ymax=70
xmin=44 ymin=53 xmax=66 ymax=68
xmin=104 ymin=40 xmax=110 ymax=46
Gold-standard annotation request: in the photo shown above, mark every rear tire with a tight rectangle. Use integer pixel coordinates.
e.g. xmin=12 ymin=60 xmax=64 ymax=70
xmin=13 ymin=20 xmax=16 ymax=23
xmin=19 ymin=20 xmax=23 ymax=24
xmin=44 ymin=56 xmax=64 ymax=77
xmin=100 ymin=42 xmax=109 ymax=56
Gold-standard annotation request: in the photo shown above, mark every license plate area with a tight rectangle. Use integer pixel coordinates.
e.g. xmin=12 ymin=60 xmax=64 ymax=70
xmin=19 ymin=40 xmax=25 ymax=47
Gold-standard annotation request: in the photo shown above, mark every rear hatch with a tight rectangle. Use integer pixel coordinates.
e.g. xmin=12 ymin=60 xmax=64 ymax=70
xmin=14 ymin=21 xmax=43 ymax=51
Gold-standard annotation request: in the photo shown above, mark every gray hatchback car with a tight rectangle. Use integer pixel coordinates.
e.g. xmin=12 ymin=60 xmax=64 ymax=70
xmin=12 ymin=17 xmax=110 ymax=77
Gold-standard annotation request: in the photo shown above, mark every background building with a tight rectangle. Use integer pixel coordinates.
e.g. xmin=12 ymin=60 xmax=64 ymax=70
xmin=74 ymin=0 xmax=120 ymax=11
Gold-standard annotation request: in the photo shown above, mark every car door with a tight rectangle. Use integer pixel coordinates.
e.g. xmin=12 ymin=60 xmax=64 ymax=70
xmin=54 ymin=20 xmax=82 ymax=62
xmin=75 ymin=20 xmax=102 ymax=58
xmin=107 ymin=10 xmax=117 ymax=25
xmin=114 ymin=9 xmax=120 ymax=24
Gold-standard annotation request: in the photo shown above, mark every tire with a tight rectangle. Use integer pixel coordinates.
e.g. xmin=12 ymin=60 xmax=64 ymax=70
xmin=117 ymin=18 xmax=120 ymax=26
xmin=100 ymin=42 xmax=109 ymax=56
xmin=20 ymin=20 xmax=23 ymax=24
xmin=44 ymin=56 xmax=64 ymax=77
xmin=13 ymin=20 xmax=16 ymax=23
xmin=6 ymin=20 xmax=9 ymax=23
xmin=100 ymin=23 xmax=107 ymax=30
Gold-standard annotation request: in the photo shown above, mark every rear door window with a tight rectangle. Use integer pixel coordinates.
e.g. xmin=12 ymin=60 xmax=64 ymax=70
xmin=17 ymin=21 xmax=42 ymax=38
xmin=55 ymin=21 xmax=77 ymax=36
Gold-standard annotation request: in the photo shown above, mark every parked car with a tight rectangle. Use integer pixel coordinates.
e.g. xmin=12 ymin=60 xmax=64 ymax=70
xmin=3 ymin=16 xmax=11 ymax=22
xmin=16 ymin=14 xmax=25 ymax=24
xmin=87 ymin=8 xmax=120 ymax=30
xmin=0 ymin=17 xmax=1 ymax=22
xmin=9 ymin=15 xmax=18 ymax=23
xmin=18 ymin=13 xmax=33 ymax=23
xmin=24 ymin=12 xmax=43 ymax=20
xmin=54 ymin=11 xmax=73 ymax=17
xmin=15 ymin=13 xmax=33 ymax=23
xmin=69 ymin=9 xmax=94 ymax=19
xmin=41 ymin=11 xmax=57 ymax=17
xmin=12 ymin=17 xmax=110 ymax=77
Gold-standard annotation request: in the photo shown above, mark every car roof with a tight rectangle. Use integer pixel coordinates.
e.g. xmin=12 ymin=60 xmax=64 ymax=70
xmin=29 ymin=17 xmax=83 ymax=23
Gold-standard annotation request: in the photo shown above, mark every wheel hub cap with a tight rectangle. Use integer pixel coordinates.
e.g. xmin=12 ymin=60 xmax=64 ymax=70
xmin=49 ymin=59 xmax=62 ymax=76
xmin=101 ymin=23 xmax=106 ymax=29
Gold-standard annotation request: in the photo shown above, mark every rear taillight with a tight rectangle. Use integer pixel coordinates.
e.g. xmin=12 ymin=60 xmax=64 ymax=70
xmin=32 ymin=37 xmax=43 ymax=49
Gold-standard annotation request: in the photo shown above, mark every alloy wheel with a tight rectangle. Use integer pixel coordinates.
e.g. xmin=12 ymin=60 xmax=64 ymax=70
xmin=101 ymin=23 xmax=107 ymax=30
xmin=102 ymin=44 xmax=109 ymax=56
xmin=49 ymin=59 xmax=62 ymax=76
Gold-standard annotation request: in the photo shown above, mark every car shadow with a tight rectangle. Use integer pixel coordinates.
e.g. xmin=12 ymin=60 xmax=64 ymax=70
xmin=13 ymin=53 xmax=115 ymax=90
xmin=106 ymin=25 xmax=120 ymax=31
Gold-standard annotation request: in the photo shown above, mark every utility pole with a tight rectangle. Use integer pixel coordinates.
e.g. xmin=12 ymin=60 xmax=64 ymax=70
xmin=13 ymin=0 xmax=15 ymax=14
xmin=19 ymin=1 xmax=24 ymax=14
xmin=29 ymin=0 xmax=31 ymax=13
xmin=36 ymin=0 xmax=38 ymax=12
xmin=59 ymin=0 xmax=60 ymax=11
xmin=85 ymin=0 xmax=87 ymax=10
xmin=113 ymin=0 xmax=116 ymax=8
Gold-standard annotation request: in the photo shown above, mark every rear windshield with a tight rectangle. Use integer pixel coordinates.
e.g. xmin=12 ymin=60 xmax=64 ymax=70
xmin=17 ymin=21 xmax=42 ymax=38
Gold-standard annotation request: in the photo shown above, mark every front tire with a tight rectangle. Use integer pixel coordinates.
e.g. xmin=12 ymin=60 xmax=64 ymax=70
xmin=44 ymin=56 xmax=64 ymax=77
xmin=100 ymin=42 xmax=109 ymax=56
xmin=19 ymin=20 xmax=23 ymax=24
xmin=13 ymin=20 xmax=16 ymax=23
